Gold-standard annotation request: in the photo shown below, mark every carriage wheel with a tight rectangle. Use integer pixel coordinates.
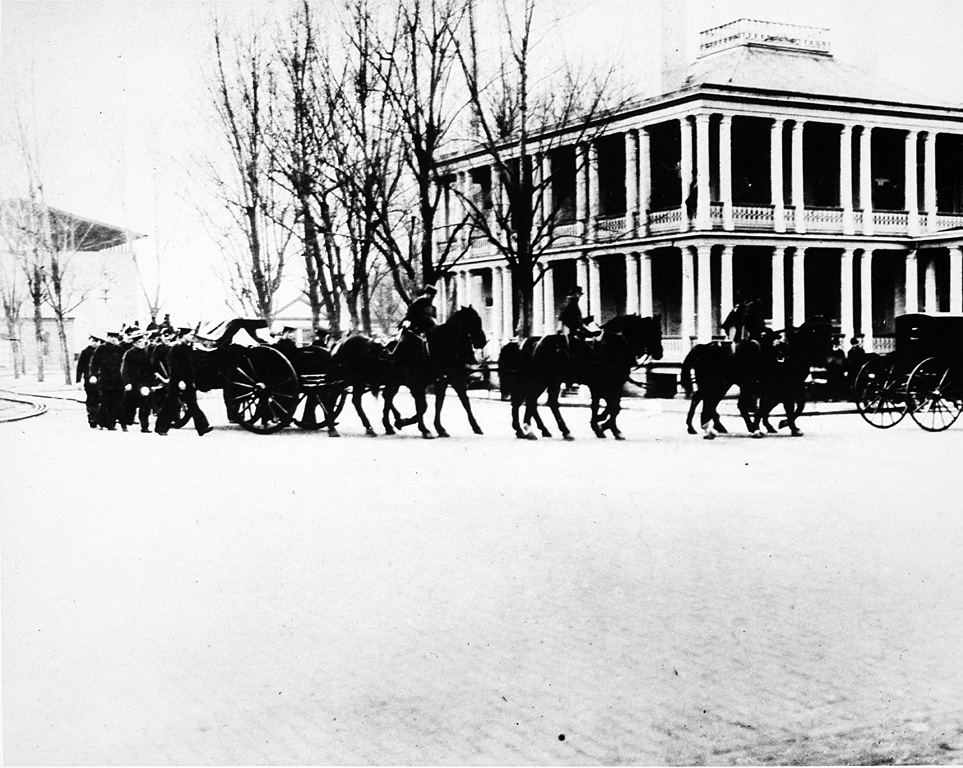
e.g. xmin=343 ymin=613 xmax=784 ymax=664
xmin=292 ymin=388 xmax=348 ymax=430
xmin=907 ymin=357 xmax=963 ymax=432
xmin=855 ymin=358 xmax=907 ymax=429
xmin=223 ymin=346 xmax=299 ymax=434
xmin=154 ymin=356 xmax=191 ymax=429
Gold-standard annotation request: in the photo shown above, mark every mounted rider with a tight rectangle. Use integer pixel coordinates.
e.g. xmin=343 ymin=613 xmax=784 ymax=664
xmin=722 ymin=296 xmax=766 ymax=343
xmin=393 ymin=283 xmax=438 ymax=363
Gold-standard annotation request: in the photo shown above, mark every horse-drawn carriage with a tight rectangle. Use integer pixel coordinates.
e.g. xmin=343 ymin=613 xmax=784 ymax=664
xmin=153 ymin=319 xmax=347 ymax=435
xmin=855 ymin=313 xmax=963 ymax=432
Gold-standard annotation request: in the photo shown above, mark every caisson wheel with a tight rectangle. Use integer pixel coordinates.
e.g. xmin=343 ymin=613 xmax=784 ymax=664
xmin=223 ymin=346 xmax=299 ymax=434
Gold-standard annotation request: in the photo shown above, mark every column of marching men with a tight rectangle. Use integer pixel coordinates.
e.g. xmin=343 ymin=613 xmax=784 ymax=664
xmin=75 ymin=316 xmax=211 ymax=436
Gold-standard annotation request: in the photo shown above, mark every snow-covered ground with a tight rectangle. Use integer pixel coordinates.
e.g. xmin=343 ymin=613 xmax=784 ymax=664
xmin=4 ymin=393 xmax=963 ymax=764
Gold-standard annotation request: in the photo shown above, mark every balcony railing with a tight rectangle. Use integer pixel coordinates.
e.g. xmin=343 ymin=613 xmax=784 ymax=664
xmin=649 ymin=207 xmax=683 ymax=234
xmin=732 ymin=204 xmax=774 ymax=230
xmin=934 ymin=213 xmax=963 ymax=230
xmin=596 ymin=215 xmax=627 ymax=240
xmin=873 ymin=211 xmax=909 ymax=234
xmin=805 ymin=207 xmax=844 ymax=233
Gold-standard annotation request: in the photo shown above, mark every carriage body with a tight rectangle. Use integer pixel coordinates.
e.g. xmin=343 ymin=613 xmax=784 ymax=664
xmin=856 ymin=313 xmax=963 ymax=431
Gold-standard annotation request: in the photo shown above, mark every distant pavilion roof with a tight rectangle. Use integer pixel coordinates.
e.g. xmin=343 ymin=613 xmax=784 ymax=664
xmin=2 ymin=199 xmax=145 ymax=251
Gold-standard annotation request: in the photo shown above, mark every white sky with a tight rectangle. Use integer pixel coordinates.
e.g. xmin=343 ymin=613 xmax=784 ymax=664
xmin=2 ymin=0 xmax=962 ymax=321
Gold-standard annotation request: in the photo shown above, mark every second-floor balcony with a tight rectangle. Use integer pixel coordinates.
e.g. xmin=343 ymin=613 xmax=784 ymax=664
xmin=436 ymin=203 xmax=963 ymax=259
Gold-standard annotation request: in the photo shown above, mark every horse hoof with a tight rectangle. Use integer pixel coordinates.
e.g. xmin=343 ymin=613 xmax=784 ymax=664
xmin=595 ymin=432 xmax=606 ymax=439
xmin=365 ymin=428 xmax=378 ymax=437
xmin=436 ymin=430 xmax=450 ymax=438
xmin=614 ymin=433 xmax=625 ymax=441
xmin=520 ymin=432 xmax=538 ymax=441
xmin=473 ymin=427 xmax=484 ymax=435
xmin=751 ymin=431 xmax=765 ymax=439
xmin=563 ymin=434 xmax=575 ymax=441
xmin=791 ymin=429 xmax=804 ymax=437
xmin=328 ymin=429 xmax=341 ymax=438
xmin=687 ymin=427 xmax=697 ymax=435
xmin=422 ymin=433 xmax=435 ymax=439
xmin=384 ymin=428 xmax=395 ymax=436
xmin=778 ymin=419 xmax=789 ymax=430
xmin=703 ymin=432 xmax=716 ymax=440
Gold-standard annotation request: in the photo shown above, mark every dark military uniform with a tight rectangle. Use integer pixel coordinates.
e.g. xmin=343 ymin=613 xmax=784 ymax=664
xmin=76 ymin=341 xmax=100 ymax=428
xmin=155 ymin=339 xmax=212 ymax=436
xmin=404 ymin=294 xmax=438 ymax=336
xmin=558 ymin=291 xmax=594 ymax=339
xmin=89 ymin=339 xmax=125 ymax=429
xmin=120 ymin=343 xmax=155 ymax=433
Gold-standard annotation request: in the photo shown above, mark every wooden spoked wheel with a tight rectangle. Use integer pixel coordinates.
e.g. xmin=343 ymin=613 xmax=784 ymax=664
xmin=906 ymin=357 xmax=963 ymax=432
xmin=855 ymin=357 xmax=907 ymax=429
xmin=223 ymin=346 xmax=299 ymax=434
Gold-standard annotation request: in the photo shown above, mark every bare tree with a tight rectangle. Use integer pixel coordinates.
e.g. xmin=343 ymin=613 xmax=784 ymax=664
xmin=204 ymin=15 xmax=291 ymax=322
xmin=0 ymin=205 xmax=28 ymax=377
xmin=272 ymin=1 xmax=345 ymax=337
xmin=454 ymin=0 xmax=627 ymax=337
xmin=371 ymin=0 xmax=471 ymax=301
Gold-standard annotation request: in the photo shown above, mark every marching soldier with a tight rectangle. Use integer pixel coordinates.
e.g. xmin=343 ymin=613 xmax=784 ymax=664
xmin=76 ymin=335 xmax=102 ymax=428
xmin=154 ymin=329 xmax=212 ymax=437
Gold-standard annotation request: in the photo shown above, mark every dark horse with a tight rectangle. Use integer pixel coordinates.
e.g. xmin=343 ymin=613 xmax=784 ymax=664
xmin=681 ymin=318 xmax=836 ymax=438
xmin=330 ymin=306 xmax=487 ymax=438
xmin=499 ymin=314 xmax=663 ymax=440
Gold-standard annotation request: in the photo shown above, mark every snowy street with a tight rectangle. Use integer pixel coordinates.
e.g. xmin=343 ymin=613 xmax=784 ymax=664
xmin=3 ymin=391 xmax=963 ymax=764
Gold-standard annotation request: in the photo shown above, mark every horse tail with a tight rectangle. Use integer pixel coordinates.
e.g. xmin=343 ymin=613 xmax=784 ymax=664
xmin=498 ymin=342 xmax=520 ymax=400
xmin=680 ymin=347 xmax=699 ymax=396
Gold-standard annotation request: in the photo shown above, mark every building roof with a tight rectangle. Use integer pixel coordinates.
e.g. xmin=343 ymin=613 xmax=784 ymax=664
xmin=670 ymin=19 xmax=960 ymax=110
xmin=1 ymin=199 xmax=145 ymax=251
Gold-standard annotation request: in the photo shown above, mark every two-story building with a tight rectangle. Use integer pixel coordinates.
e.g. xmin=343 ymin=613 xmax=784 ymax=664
xmin=434 ymin=18 xmax=963 ymax=360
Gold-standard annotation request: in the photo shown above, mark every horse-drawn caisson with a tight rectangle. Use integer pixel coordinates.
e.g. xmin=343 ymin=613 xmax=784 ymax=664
xmin=854 ymin=313 xmax=963 ymax=432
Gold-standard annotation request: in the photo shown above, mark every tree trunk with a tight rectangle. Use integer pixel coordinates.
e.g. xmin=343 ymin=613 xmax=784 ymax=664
xmin=32 ymin=298 xmax=44 ymax=383
xmin=298 ymin=194 xmax=325 ymax=339
xmin=56 ymin=318 xmax=71 ymax=385
xmin=515 ymin=265 xmax=534 ymax=338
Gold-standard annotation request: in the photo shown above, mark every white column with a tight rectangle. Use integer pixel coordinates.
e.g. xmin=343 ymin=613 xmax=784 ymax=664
xmin=861 ymin=126 xmax=875 ymax=236
xmin=720 ymin=244 xmax=734 ymax=316
xmin=771 ymin=119 xmax=786 ymax=233
xmin=541 ymin=152 xmax=553 ymax=229
xmin=840 ymin=248 xmax=855 ymax=342
xmin=841 ymin=124 xmax=855 ymax=235
xmin=695 ymin=113 xmax=711 ymax=230
xmin=532 ymin=266 xmax=545 ymax=336
xmin=720 ymin=114 xmax=734 ymax=231
xmin=772 ymin=248 xmax=786 ymax=331
xmin=924 ymin=131 xmax=937 ymax=230
xmin=456 ymin=270 xmax=469 ymax=307
xmin=437 ymin=273 xmax=449 ymax=323
xmin=792 ymin=247 xmax=806 ymax=325
xmin=576 ymin=257 xmax=589 ymax=296
xmin=502 ymin=267 xmax=514 ymax=339
xmin=859 ymin=249 xmax=875 ymax=351
xmin=792 ymin=120 xmax=806 ymax=234
xmin=696 ymin=243 xmax=712 ymax=341
xmin=681 ymin=246 xmax=696 ymax=346
xmin=542 ymin=262 xmax=556 ymax=331
xmin=588 ymin=256 xmax=602 ymax=319
xmin=952 ymin=247 xmax=963 ymax=313
xmin=491 ymin=266 xmax=503 ymax=343
xmin=625 ymin=130 xmax=639 ymax=234
xmin=680 ymin=117 xmax=693 ymax=231
xmin=588 ymin=141 xmax=600 ymax=238
xmin=625 ymin=253 xmax=640 ymax=315
xmin=532 ymin=152 xmax=543 ymax=232
xmin=639 ymin=251 xmax=654 ymax=317
xmin=906 ymin=130 xmax=920 ymax=236
xmin=924 ymin=257 xmax=937 ymax=312
xmin=904 ymin=250 xmax=919 ymax=314
xmin=639 ymin=128 xmax=651 ymax=235
xmin=575 ymin=143 xmax=588 ymax=238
